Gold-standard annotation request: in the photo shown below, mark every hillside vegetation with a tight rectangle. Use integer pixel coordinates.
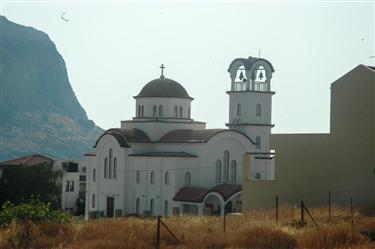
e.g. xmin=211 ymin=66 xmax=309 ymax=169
xmin=0 ymin=16 xmax=103 ymax=161
xmin=1 ymin=205 xmax=375 ymax=249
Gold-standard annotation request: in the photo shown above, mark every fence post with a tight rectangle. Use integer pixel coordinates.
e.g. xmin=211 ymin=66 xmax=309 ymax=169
xmin=328 ymin=191 xmax=331 ymax=222
xmin=301 ymin=201 xmax=304 ymax=225
xmin=223 ymin=212 xmax=226 ymax=233
xmin=350 ymin=197 xmax=353 ymax=230
xmin=156 ymin=216 xmax=161 ymax=249
xmin=276 ymin=195 xmax=279 ymax=226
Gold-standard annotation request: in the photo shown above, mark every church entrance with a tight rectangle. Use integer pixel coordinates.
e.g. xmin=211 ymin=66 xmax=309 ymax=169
xmin=106 ymin=197 xmax=114 ymax=218
xmin=203 ymin=194 xmax=223 ymax=216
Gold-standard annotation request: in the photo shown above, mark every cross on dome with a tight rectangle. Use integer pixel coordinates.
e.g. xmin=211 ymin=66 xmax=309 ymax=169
xmin=160 ymin=64 xmax=165 ymax=79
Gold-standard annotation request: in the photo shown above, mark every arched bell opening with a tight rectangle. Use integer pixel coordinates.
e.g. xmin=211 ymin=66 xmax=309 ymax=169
xmin=228 ymin=57 xmax=274 ymax=92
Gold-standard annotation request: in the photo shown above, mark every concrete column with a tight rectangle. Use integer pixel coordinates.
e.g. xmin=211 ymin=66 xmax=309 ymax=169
xmin=198 ymin=204 xmax=204 ymax=216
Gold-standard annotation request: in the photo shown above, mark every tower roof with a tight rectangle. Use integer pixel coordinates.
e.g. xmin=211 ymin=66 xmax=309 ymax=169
xmin=135 ymin=77 xmax=193 ymax=99
xmin=228 ymin=56 xmax=275 ymax=72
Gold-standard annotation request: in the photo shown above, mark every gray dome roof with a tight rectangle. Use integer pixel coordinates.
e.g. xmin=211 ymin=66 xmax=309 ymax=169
xmin=135 ymin=77 xmax=192 ymax=99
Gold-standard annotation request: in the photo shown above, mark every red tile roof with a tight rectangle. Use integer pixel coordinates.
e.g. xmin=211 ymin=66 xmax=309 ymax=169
xmin=0 ymin=154 xmax=54 ymax=168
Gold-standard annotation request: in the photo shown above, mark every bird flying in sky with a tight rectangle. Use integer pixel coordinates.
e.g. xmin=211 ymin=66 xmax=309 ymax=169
xmin=61 ymin=12 xmax=69 ymax=22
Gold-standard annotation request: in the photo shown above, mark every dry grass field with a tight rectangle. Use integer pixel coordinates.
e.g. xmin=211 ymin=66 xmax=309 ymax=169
xmin=1 ymin=205 xmax=375 ymax=249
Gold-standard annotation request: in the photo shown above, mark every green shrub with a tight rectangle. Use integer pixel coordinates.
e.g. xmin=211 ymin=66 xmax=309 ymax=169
xmin=0 ymin=199 xmax=71 ymax=227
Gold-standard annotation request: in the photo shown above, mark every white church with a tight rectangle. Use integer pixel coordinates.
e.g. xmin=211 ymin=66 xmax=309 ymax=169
xmin=85 ymin=57 xmax=276 ymax=219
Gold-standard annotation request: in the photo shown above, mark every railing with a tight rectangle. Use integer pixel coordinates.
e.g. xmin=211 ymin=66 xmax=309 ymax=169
xmin=232 ymin=81 xmax=270 ymax=92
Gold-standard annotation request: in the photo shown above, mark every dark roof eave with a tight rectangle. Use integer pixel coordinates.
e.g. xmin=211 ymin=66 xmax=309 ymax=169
xmin=133 ymin=95 xmax=194 ymax=100
xmin=226 ymin=90 xmax=275 ymax=95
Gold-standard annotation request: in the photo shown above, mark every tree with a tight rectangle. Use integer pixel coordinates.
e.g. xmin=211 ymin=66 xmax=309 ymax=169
xmin=0 ymin=162 xmax=61 ymax=208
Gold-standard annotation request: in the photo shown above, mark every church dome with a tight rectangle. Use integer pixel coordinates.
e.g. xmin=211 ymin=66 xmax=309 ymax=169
xmin=135 ymin=77 xmax=192 ymax=99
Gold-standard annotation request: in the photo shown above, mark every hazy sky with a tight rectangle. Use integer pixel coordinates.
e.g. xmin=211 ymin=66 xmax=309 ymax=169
xmin=2 ymin=1 xmax=374 ymax=133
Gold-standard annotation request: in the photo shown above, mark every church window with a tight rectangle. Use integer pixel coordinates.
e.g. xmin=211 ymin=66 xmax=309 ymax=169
xmin=165 ymin=171 xmax=170 ymax=185
xmin=188 ymin=107 xmax=191 ymax=118
xmin=136 ymin=171 xmax=141 ymax=184
xmin=184 ymin=172 xmax=191 ymax=186
xmin=93 ymin=168 xmax=96 ymax=182
xmin=136 ymin=198 xmax=140 ymax=214
xmin=109 ymin=149 xmax=113 ymax=179
xmin=256 ymin=104 xmax=261 ymax=117
xmin=230 ymin=160 xmax=236 ymax=183
xmin=179 ymin=106 xmax=183 ymax=117
xmin=104 ymin=157 xmax=108 ymax=179
xmin=256 ymin=136 xmax=261 ymax=149
xmin=174 ymin=106 xmax=178 ymax=117
xmin=158 ymin=105 xmax=163 ymax=117
xmin=151 ymin=171 xmax=155 ymax=184
xmin=92 ymin=194 xmax=96 ymax=208
xmin=237 ymin=103 xmax=241 ymax=116
xmin=223 ymin=151 xmax=229 ymax=182
xmin=153 ymin=105 xmax=157 ymax=117
xmin=113 ymin=158 xmax=117 ymax=179
xmin=255 ymin=173 xmax=261 ymax=180
xmin=150 ymin=198 xmax=154 ymax=215
xmin=215 ymin=160 xmax=222 ymax=183
xmin=141 ymin=105 xmax=144 ymax=117
xmin=164 ymin=200 xmax=169 ymax=216
xmin=138 ymin=105 xmax=141 ymax=117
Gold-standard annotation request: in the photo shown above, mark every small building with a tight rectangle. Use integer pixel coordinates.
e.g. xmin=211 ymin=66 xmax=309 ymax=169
xmin=85 ymin=57 xmax=276 ymax=219
xmin=0 ymin=154 xmax=86 ymax=214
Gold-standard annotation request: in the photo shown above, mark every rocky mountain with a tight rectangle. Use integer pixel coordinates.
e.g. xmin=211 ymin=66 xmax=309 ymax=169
xmin=0 ymin=16 xmax=103 ymax=161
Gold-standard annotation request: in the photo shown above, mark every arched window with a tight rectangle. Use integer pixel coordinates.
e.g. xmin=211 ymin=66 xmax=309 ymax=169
xmin=92 ymin=194 xmax=96 ymax=208
xmin=158 ymin=105 xmax=163 ymax=117
xmin=136 ymin=170 xmax=141 ymax=184
xmin=136 ymin=198 xmax=140 ymax=214
xmin=165 ymin=171 xmax=169 ymax=185
xmin=113 ymin=158 xmax=117 ymax=179
xmin=104 ymin=157 xmax=108 ymax=179
xmin=256 ymin=103 xmax=261 ymax=117
xmin=256 ymin=136 xmax=261 ymax=149
xmin=184 ymin=172 xmax=191 ymax=186
xmin=179 ymin=106 xmax=183 ymax=117
xmin=109 ymin=149 xmax=113 ymax=178
xmin=255 ymin=172 xmax=261 ymax=179
xmin=151 ymin=171 xmax=155 ymax=184
xmin=230 ymin=160 xmax=236 ymax=183
xmin=93 ymin=168 xmax=96 ymax=182
xmin=164 ymin=200 xmax=169 ymax=216
xmin=237 ymin=103 xmax=241 ymax=116
xmin=174 ymin=105 xmax=178 ymax=117
xmin=150 ymin=198 xmax=154 ymax=215
xmin=138 ymin=105 xmax=141 ymax=117
xmin=223 ymin=151 xmax=229 ymax=182
xmin=153 ymin=105 xmax=157 ymax=117
xmin=188 ymin=107 xmax=191 ymax=118
xmin=215 ymin=160 xmax=222 ymax=183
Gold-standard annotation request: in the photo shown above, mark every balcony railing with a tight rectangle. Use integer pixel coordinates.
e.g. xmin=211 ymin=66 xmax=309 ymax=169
xmin=232 ymin=81 xmax=270 ymax=92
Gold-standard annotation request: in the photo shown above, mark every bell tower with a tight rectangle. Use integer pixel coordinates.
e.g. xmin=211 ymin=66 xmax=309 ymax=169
xmin=226 ymin=56 xmax=275 ymax=152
